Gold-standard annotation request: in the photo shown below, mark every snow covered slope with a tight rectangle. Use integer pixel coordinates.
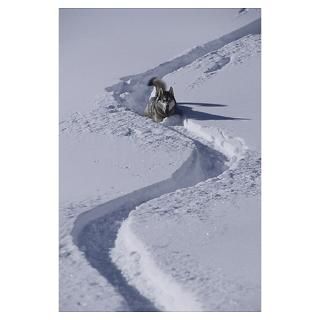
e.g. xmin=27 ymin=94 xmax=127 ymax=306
xmin=59 ymin=101 xmax=196 ymax=311
xmin=104 ymin=18 xmax=260 ymax=115
xmin=60 ymin=12 xmax=261 ymax=311
xmin=110 ymin=18 xmax=261 ymax=311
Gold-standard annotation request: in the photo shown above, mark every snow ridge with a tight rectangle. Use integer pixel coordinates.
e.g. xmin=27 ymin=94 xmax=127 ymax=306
xmin=104 ymin=19 xmax=260 ymax=114
xmin=71 ymin=137 xmax=227 ymax=310
xmin=113 ymin=152 xmax=260 ymax=311
xmin=181 ymin=119 xmax=247 ymax=167
xmin=111 ymin=217 xmax=203 ymax=311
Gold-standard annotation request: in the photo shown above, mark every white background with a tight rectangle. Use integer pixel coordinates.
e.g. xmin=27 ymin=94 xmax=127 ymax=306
xmin=0 ymin=0 xmax=319 ymax=319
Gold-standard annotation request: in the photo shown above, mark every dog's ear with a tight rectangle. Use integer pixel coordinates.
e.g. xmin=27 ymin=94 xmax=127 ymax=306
xmin=169 ymin=86 xmax=174 ymax=97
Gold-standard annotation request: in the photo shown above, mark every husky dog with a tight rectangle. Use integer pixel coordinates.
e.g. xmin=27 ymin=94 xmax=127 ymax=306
xmin=144 ymin=77 xmax=176 ymax=122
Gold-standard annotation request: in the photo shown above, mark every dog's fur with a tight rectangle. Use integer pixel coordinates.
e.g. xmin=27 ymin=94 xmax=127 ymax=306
xmin=144 ymin=77 xmax=176 ymax=122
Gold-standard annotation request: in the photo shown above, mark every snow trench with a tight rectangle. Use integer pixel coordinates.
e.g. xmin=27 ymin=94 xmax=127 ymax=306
xmin=111 ymin=216 xmax=203 ymax=311
xmin=72 ymin=136 xmax=228 ymax=311
xmin=71 ymin=18 xmax=259 ymax=311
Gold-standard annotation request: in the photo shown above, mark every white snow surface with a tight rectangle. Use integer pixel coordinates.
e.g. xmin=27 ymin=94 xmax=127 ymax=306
xmin=60 ymin=11 xmax=261 ymax=312
xmin=59 ymin=102 xmax=194 ymax=311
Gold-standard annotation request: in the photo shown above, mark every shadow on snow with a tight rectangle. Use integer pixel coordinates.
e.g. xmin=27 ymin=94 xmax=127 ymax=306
xmin=176 ymin=104 xmax=250 ymax=121
xmin=177 ymin=102 xmax=227 ymax=107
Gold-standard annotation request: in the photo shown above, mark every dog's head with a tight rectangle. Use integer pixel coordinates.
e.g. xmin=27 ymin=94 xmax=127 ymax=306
xmin=157 ymin=87 xmax=176 ymax=113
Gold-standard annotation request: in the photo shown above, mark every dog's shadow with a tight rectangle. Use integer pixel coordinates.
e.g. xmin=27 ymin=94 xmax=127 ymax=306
xmin=178 ymin=102 xmax=227 ymax=107
xmin=176 ymin=102 xmax=250 ymax=121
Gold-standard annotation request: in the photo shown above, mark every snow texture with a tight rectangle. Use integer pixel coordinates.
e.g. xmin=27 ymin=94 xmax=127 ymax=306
xmin=60 ymin=10 xmax=261 ymax=312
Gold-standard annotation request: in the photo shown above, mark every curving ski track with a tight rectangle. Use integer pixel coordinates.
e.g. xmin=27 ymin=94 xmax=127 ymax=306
xmin=72 ymin=135 xmax=227 ymax=311
xmin=71 ymin=19 xmax=260 ymax=311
